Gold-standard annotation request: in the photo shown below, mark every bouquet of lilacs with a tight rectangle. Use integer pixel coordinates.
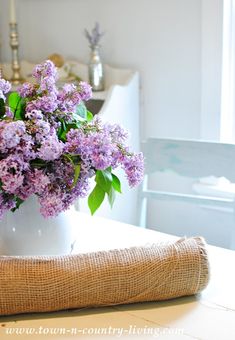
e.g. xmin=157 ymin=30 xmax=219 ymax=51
xmin=0 ymin=61 xmax=144 ymax=219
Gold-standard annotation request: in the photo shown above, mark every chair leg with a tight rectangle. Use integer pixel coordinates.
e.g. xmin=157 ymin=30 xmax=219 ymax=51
xmin=230 ymin=217 xmax=235 ymax=250
xmin=137 ymin=175 xmax=148 ymax=228
xmin=139 ymin=196 xmax=147 ymax=228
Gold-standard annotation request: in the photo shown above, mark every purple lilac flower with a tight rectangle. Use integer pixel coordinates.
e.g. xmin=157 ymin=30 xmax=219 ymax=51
xmin=0 ymin=120 xmax=26 ymax=149
xmin=65 ymin=118 xmax=129 ymax=171
xmin=0 ymin=194 xmax=16 ymax=219
xmin=89 ymin=132 xmax=116 ymax=170
xmin=0 ymin=154 xmax=28 ymax=175
xmin=0 ymin=78 xmax=11 ymax=101
xmin=68 ymin=173 xmax=90 ymax=204
xmin=105 ymin=123 xmax=129 ymax=144
xmin=78 ymin=81 xmax=92 ymax=101
xmin=0 ymin=119 xmax=35 ymax=160
xmin=0 ymin=155 xmax=28 ymax=193
xmin=123 ymin=153 xmax=145 ymax=187
xmin=26 ymin=93 xmax=58 ymax=113
xmin=57 ymin=84 xmax=82 ymax=113
xmin=28 ymin=169 xmax=50 ymax=193
xmin=39 ymin=190 xmax=65 ymax=218
xmin=38 ymin=134 xmax=64 ymax=161
xmin=65 ymin=128 xmax=116 ymax=170
xmin=18 ymin=82 xmax=36 ymax=98
xmin=5 ymin=107 xmax=14 ymax=118
xmin=0 ymin=121 xmax=8 ymax=153
xmin=49 ymin=159 xmax=75 ymax=188
xmin=1 ymin=172 xmax=24 ymax=194
xmin=25 ymin=109 xmax=43 ymax=121
xmin=15 ymin=134 xmax=35 ymax=160
xmin=16 ymin=169 xmax=50 ymax=200
xmin=34 ymin=120 xmax=51 ymax=141
xmin=65 ymin=118 xmax=143 ymax=177
xmin=39 ymin=172 xmax=90 ymax=218
xmin=39 ymin=76 xmax=57 ymax=93
xmin=36 ymin=158 xmax=91 ymax=218
xmin=30 ymin=60 xmax=58 ymax=107
xmin=32 ymin=60 xmax=58 ymax=82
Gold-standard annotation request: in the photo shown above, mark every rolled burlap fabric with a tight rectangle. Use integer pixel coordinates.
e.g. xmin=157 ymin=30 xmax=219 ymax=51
xmin=0 ymin=236 xmax=209 ymax=315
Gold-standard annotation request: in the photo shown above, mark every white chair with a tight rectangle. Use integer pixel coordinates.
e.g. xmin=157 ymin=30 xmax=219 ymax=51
xmin=138 ymin=138 xmax=235 ymax=249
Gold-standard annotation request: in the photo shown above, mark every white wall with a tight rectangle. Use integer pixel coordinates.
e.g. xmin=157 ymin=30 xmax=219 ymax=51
xmin=201 ymin=0 xmax=223 ymax=141
xmin=0 ymin=0 xmax=215 ymax=140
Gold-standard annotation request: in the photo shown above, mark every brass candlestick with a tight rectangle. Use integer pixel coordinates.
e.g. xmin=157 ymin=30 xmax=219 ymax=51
xmin=9 ymin=22 xmax=24 ymax=85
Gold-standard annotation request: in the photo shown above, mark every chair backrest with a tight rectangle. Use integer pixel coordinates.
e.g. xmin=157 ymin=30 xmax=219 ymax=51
xmin=138 ymin=138 xmax=235 ymax=249
xmin=143 ymin=138 xmax=235 ymax=182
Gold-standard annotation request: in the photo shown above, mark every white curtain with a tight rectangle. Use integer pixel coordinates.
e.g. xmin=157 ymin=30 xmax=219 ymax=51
xmin=220 ymin=0 xmax=235 ymax=142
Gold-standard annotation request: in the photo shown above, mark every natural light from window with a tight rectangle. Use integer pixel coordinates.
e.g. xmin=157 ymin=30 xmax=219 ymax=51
xmin=221 ymin=0 xmax=235 ymax=142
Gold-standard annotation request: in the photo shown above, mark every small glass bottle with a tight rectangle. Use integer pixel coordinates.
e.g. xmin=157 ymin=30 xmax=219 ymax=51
xmin=88 ymin=45 xmax=104 ymax=91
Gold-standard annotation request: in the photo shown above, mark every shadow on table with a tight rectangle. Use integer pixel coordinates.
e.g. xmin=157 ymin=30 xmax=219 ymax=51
xmin=0 ymin=294 xmax=199 ymax=324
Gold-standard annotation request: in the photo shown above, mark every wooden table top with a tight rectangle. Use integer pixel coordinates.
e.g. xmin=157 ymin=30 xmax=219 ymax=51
xmin=0 ymin=212 xmax=234 ymax=340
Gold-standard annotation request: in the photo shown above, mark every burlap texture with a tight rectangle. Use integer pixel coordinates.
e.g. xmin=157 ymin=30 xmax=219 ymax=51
xmin=0 ymin=236 xmax=209 ymax=316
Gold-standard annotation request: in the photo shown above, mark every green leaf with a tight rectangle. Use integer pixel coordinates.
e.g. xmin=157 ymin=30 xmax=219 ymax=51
xmin=30 ymin=159 xmax=47 ymax=169
xmin=63 ymin=154 xmax=81 ymax=188
xmin=0 ymin=98 xmax=5 ymax=117
xmin=57 ymin=126 xmax=65 ymax=141
xmin=95 ymin=168 xmax=113 ymax=193
xmin=71 ymin=163 xmax=81 ymax=188
xmin=8 ymin=92 xmax=25 ymax=120
xmin=112 ymin=173 xmax=122 ymax=193
xmin=8 ymin=92 xmax=20 ymax=109
xmin=11 ymin=197 xmax=24 ymax=212
xmin=87 ymin=110 xmax=94 ymax=122
xmin=61 ymin=119 xmax=67 ymax=131
xmin=58 ymin=121 xmax=80 ymax=142
xmin=88 ymin=184 xmax=105 ymax=215
xmin=108 ymin=186 xmax=116 ymax=208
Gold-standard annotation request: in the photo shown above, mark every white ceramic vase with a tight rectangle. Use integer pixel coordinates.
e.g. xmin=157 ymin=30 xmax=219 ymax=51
xmin=0 ymin=196 xmax=76 ymax=256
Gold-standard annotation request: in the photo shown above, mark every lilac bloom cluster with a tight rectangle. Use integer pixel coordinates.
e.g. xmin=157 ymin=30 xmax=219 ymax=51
xmin=0 ymin=78 xmax=11 ymax=101
xmin=57 ymin=83 xmax=83 ymax=113
xmin=0 ymin=60 xmax=144 ymax=219
xmin=65 ymin=116 xmax=144 ymax=187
